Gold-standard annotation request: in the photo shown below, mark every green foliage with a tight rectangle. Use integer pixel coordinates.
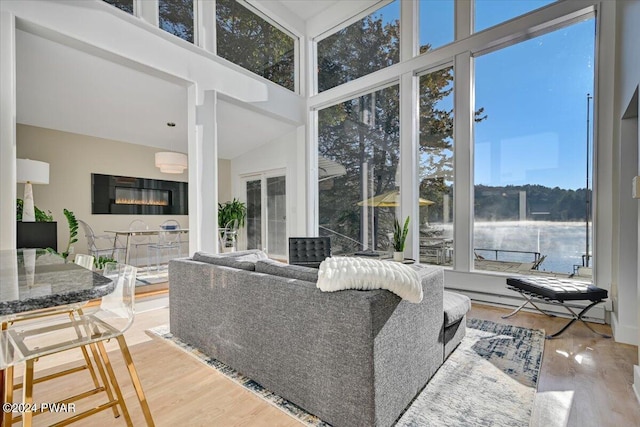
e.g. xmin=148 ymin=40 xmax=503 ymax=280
xmin=46 ymin=208 xmax=78 ymax=261
xmin=393 ymin=216 xmax=410 ymax=252
xmin=16 ymin=199 xmax=53 ymax=222
xmin=159 ymin=0 xmax=194 ymax=42
xmin=94 ymin=255 xmax=116 ymax=271
xmin=218 ymin=198 xmax=247 ymax=229
xmin=216 ymin=0 xmax=295 ymax=91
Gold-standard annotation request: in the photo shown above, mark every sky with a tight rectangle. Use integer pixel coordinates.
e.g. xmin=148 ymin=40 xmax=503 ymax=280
xmin=376 ymin=0 xmax=595 ymax=190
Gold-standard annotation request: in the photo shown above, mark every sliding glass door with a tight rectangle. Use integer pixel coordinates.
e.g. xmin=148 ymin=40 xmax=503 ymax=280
xmin=244 ymin=172 xmax=287 ymax=258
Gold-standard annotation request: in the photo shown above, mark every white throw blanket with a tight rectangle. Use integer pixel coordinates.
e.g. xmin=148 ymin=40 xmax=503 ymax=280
xmin=317 ymin=256 xmax=423 ymax=303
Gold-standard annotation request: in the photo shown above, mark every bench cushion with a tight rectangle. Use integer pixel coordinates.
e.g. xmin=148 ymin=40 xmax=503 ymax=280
xmin=506 ymin=276 xmax=608 ymax=302
xmin=443 ymin=291 xmax=471 ymax=327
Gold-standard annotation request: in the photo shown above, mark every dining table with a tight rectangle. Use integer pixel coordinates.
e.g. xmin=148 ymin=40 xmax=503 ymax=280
xmin=104 ymin=228 xmax=189 ymax=265
xmin=0 ymin=248 xmax=115 ymax=422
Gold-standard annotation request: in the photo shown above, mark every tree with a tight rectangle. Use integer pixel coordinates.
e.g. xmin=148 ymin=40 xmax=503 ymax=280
xmin=317 ymin=11 xmax=482 ymax=252
xmin=216 ymin=0 xmax=295 ymax=91
xmin=159 ymin=0 xmax=195 ymax=43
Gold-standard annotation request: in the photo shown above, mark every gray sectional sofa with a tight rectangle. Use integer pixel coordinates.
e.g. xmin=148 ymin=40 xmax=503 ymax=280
xmin=169 ymin=250 xmax=468 ymax=427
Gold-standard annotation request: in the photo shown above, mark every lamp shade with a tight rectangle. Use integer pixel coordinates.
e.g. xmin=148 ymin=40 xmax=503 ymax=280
xmin=155 ymin=152 xmax=187 ymax=174
xmin=16 ymin=159 xmax=49 ymax=184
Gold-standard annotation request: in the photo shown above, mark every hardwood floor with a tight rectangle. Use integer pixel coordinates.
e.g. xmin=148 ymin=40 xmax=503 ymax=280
xmin=7 ymin=297 xmax=640 ymax=426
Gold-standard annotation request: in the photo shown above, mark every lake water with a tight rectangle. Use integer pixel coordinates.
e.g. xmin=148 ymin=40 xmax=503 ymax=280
xmin=475 ymin=221 xmax=591 ymax=274
xmin=437 ymin=221 xmax=591 ymax=274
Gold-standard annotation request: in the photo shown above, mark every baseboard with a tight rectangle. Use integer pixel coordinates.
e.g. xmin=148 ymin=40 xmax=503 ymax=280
xmin=611 ymin=314 xmax=639 ymax=345
xmin=634 ymin=366 xmax=640 ymax=404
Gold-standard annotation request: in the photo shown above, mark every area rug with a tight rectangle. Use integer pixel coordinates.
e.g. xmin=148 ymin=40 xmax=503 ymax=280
xmin=147 ymin=318 xmax=544 ymax=426
xmin=135 ymin=267 xmax=168 ymax=286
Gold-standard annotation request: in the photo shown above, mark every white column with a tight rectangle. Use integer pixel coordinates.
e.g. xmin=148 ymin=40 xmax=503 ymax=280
xmin=453 ymin=51 xmax=473 ymax=272
xmin=400 ymin=72 xmax=419 ymax=260
xmin=198 ymin=0 xmax=216 ymax=53
xmin=192 ymin=88 xmax=218 ymax=254
xmin=400 ymin=0 xmax=418 ymax=62
xmin=137 ymin=0 xmax=159 ymax=27
xmin=0 ymin=12 xmax=17 ymax=250
xmin=456 ymin=0 xmax=473 ymax=40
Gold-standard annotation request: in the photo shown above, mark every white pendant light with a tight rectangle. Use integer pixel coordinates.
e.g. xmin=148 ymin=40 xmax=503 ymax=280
xmin=155 ymin=152 xmax=187 ymax=174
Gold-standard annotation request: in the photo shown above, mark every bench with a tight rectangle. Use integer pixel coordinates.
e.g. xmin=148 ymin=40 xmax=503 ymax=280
xmin=504 ymin=276 xmax=610 ymax=339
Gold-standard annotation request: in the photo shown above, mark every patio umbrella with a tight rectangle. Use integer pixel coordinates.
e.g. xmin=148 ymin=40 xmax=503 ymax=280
xmin=357 ymin=189 xmax=435 ymax=207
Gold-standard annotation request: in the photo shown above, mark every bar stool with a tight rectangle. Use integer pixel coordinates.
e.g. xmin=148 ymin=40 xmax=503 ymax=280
xmin=1 ymin=263 xmax=155 ymax=426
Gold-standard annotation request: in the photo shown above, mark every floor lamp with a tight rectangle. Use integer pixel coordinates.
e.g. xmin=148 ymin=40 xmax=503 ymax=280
xmin=16 ymin=158 xmax=49 ymax=222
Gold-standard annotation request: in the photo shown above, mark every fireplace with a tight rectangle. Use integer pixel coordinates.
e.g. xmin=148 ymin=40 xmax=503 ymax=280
xmin=92 ymin=174 xmax=188 ymax=215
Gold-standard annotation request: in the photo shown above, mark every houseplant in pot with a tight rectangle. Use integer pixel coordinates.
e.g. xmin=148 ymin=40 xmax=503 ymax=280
xmin=218 ymin=198 xmax=247 ymax=252
xmin=392 ymin=216 xmax=410 ymax=262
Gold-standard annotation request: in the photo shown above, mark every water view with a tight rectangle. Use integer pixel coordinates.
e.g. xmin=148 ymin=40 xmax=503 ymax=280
xmin=474 ymin=221 xmax=591 ymax=274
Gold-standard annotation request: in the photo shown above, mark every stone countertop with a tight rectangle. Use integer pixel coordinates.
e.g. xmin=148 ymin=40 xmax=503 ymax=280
xmin=0 ymin=250 xmax=115 ymax=316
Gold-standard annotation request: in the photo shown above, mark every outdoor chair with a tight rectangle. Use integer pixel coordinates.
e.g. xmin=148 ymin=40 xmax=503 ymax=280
xmin=0 ymin=263 xmax=155 ymax=426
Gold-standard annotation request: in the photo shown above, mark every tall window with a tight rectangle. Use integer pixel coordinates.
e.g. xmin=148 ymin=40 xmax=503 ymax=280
xmin=317 ymin=1 xmax=399 ymax=92
xmin=216 ymin=0 xmax=296 ymax=91
xmin=475 ymin=0 xmax=556 ymax=32
xmin=318 ymin=85 xmax=400 ymax=254
xmin=473 ymin=18 xmax=595 ymax=276
xmin=419 ymin=0 xmax=454 ymax=53
xmin=419 ymin=67 xmax=454 ymax=265
xmin=103 ymin=0 xmax=133 ymax=14
xmin=159 ymin=0 xmax=195 ymax=43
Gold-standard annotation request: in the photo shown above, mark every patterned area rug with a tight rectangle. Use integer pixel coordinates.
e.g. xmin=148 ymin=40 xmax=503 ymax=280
xmin=148 ymin=318 xmax=544 ymax=426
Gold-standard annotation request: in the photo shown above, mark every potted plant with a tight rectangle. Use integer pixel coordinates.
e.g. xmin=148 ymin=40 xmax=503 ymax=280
xmin=392 ymin=216 xmax=410 ymax=262
xmin=218 ymin=198 xmax=247 ymax=229
xmin=218 ymin=199 xmax=247 ymax=252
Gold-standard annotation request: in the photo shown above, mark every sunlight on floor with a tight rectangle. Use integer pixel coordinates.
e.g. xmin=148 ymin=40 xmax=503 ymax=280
xmin=531 ymin=390 xmax=575 ymax=427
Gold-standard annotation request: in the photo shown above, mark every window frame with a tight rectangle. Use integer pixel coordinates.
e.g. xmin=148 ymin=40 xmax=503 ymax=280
xmin=308 ymin=1 xmax=605 ymax=312
xmin=215 ymin=0 xmax=301 ymax=93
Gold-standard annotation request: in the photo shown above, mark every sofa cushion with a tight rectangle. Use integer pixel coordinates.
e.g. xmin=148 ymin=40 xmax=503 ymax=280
xmin=193 ymin=250 xmax=268 ymax=271
xmin=255 ymin=259 xmax=319 ymax=283
xmin=443 ymin=291 xmax=471 ymax=327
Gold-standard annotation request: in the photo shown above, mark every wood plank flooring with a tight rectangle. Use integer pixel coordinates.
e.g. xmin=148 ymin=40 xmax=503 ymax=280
xmin=7 ymin=297 xmax=640 ymax=426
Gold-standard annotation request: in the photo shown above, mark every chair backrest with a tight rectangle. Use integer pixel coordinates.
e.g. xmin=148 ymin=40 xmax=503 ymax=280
xmin=100 ymin=262 xmax=137 ymax=329
xmin=288 ymin=237 xmax=331 ymax=268
xmin=159 ymin=219 xmax=181 ymax=244
xmin=78 ymin=219 xmax=98 ymax=251
xmin=129 ymin=219 xmax=149 ymax=244
xmin=74 ymin=254 xmax=95 ymax=270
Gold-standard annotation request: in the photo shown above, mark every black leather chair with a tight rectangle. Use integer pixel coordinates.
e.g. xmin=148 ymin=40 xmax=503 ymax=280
xmin=288 ymin=237 xmax=331 ymax=268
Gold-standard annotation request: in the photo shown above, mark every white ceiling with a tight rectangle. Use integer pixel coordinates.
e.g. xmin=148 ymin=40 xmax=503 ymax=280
xmin=276 ymin=0 xmax=342 ymax=21
xmin=16 ymin=28 xmax=296 ymax=160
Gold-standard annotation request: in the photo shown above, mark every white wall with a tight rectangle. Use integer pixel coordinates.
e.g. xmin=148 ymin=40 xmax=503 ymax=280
xmin=611 ymin=0 xmax=640 ymax=400
xmin=610 ymin=0 xmax=640 ymax=347
xmin=229 ymin=126 xmax=307 ymax=254
xmin=218 ymin=158 xmax=232 ymax=202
